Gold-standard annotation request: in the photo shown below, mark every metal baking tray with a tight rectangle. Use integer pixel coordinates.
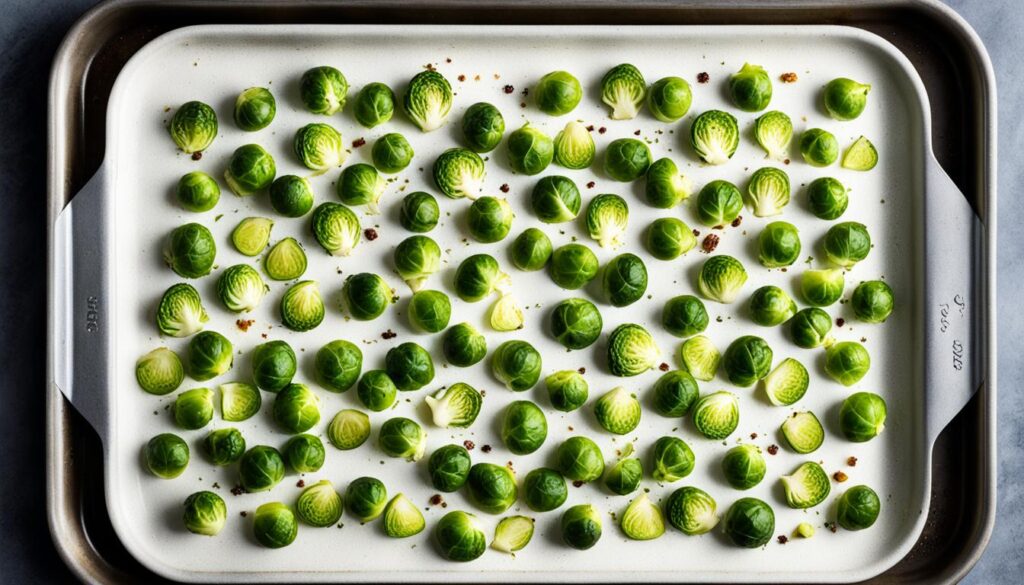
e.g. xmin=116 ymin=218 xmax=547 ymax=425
xmin=46 ymin=1 xmax=996 ymax=584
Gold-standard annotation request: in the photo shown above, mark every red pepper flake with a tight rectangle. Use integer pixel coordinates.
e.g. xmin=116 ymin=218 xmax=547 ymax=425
xmin=833 ymin=471 xmax=849 ymax=482
xmin=352 ymin=137 xmax=366 ymax=148
xmin=503 ymin=84 xmax=515 ymax=94
xmin=586 ymin=181 xmax=596 ymax=189
xmin=598 ymin=127 xmax=607 ymax=134
xmin=780 ymin=72 xmax=798 ymax=83
xmin=236 ymin=319 xmax=254 ymax=332
xmin=633 ymin=129 xmax=641 ymax=136
xmin=836 ymin=317 xmax=846 ymax=327
xmin=777 ymin=535 xmax=789 ymax=544
xmin=429 ymin=494 xmax=444 ymax=506
xmin=731 ymin=216 xmax=743 ymax=228
xmin=481 ymin=445 xmax=493 ymax=453
xmin=750 ymin=432 xmax=758 ymax=440
xmin=296 ymin=479 xmax=306 ymax=488
xmin=364 ymin=228 xmax=379 ymax=241
xmin=572 ymin=480 xmax=585 ymax=488
xmin=577 ymin=367 xmax=586 ymax=374
xmin=697 ymin=72 xmax=710 ymax=84
xmin=240 ymin=511 xmax=248 ymax=517
xmin=767 ymin=444 xmax=779 ymax=455
xmin=499 ymin=183 xmax=510 ymax=193
xmin=701 ymin=233 xmax=720 ymax=253
xmin=586 ymin=125 xmax=595 ymax=132
xmin=463 ymin=440 xmax=476 ymax=450
xmin=191 ymin=151 xmax=203 ymax=161
xmin=230 ymin=485 xmax=246 ymax=496
xmin=381 ymin=329 xmax=397 ymax=340
xmin=457 ymin=74 xmax=466 ymax=82
xmin=659 ymin=362 xmax=670 ymax=372
xmin=847 ymin=456 xmax=858 ymax=467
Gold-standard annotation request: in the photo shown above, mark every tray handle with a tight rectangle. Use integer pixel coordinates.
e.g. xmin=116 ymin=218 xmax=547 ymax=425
xmin=53 ymin=165 xmax=112 ymax=444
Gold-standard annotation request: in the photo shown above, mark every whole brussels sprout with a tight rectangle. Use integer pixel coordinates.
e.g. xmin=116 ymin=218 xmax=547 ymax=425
xmin=399 ymin=191 xmax=440 ymax=233
xmin=780 ymin=461 xmax=831 ymax=509
xmin=620 ymin=493 xmax=666 ymax=541
xmin=607 ymin=323 xmax=661 ymax=377
xmin=586 ymin=193 xmax=629 ymax=249
xmin=801 ymin=268 xmax=845 ymax=307
xmin=491 ymin=340 xmax=542 ymax=391
xmin=690 ymin=110 xmax=739 ymax=165
xmin=807 ymin=177 xmax=849 ymax=220
xmin=461 ymin=102 xmax=505 ymax=153
xmin=823 ymin=222 xmax=872 ymax=268
xmin=722 ymin=335 xmax=773 ymax=387
xmin=182 ymin=491 xmax=227 ymax=536
xmin=394 ymin=235 xmax=441 ymax=292
xmin=188 ymin=331 xmax=233 ymax=381
xmin=311 ymin=202 xmax=360 ymax=257
xmin=433 ymin=147 xmax=485 ymax=199
xmin=356 ymin=370 xmax=397 ymax=412
xmin=385 ymin=342 xmax=434 ymax=391
xmin=435 ymin=511 xmax=487 ymax=561
xmin=403 ymin=70 xmax=453 ymax=132
xmin=757 ymin=221 xmax=802 ymax=268
xmin=602 ymin=253 xmax=648 ymax=307
xmin=825 ymin=341 xmax=871 ymax=386
xmin=839 ymin=392 xmax=887 ymax=442
xmin=762 ymin=357 xmax=810 ymax=406
xmin=535 ymin=70 xmax=583 ymax=116
xmin=645 ymin=158 xmax=693 ymax=208
xmin=650 ymin=435 xmax=695 ymax=482
xmin=300 ymin=66 xmax=348 ymax=115
xmin=273 ymin=383 xmax=320 ymax=434
xmin=383 ymin=493 xmax=426 ymax=538
xmin=696 ymin=180 xmax=743 ymax=227
xmin=202 ymin=427 xmax=246 ymax=466
xmin=378 ymin=416 xmax=427 ymax=461
xmin=467 ymin=463 xmax=518 ymax=514
xmin=251 ymin=340 xmax=296 ymax=392
xmin=165 ymin=223 xmax=216 ymax=278
xmin=837 ymin=485 xmax=881 ymax=530
xmin=791 ymin=308 xmax=833 ymax=349
xmin=169 ymin=101 xmax=217 ymax=154
xmin=723 ymin=498 xmax=775 ymax=548
xmin=651 ymin=370 xmax=699 ymax=417
xmin=531 ymin=175 xmax=581 ymax=223
xmin=680 ymin=335 xmax=720 ymax=382
xmin=454 ymin=254 xmax=508 ymax=302
xmin=442 ymin=322 xmax=488 ymax=367
xmin=263 ymin=237 xmax=307 ymax=281
xmin=721 ymin=445 xmax=766 ymax=490
xmin=314 ymin=340 xmax=362 ymax=393
xmin=523 ymin=468 xmax=568 ymax=512
xmin=294 ymin=123 xmax=346 ymax=175
xmin=507 ymin=123 xmax=554 ymax=175
xmin=852 ymin=280 xmax=895 ymax=323
xmin=428 ymin=444 xmax=472 ymax=492
xmin=510 ymin=228 xmax=552 ymax=271
xmin=372 ymin=132 xmax=414 ymax=173
xmin=550 ymin=298 xmax=603 ymax=349
xmin=824 ymin=78 xmax=871 ymax=121
xmin=729 ymin=63 xmax=773 ymax=111
xmin=280 ymin=280 xmax=325 ymax=332
xmin=326 ymin=409 xmax=371 ymax=450
xmin=144 ymin=433 xmax=189 ymax=478
xmin=268 ymin=175 xmax=314 ymax=218
xmin=603 ymin=138 xmax=652 ymax=182
xmin=467 ymin=196 xmax=514 ymax=243
xmin=692 ymin=391 xmax=740 ymax=440
xmin=219 ymin=382 xmax=261 ymax=422
xmin=556 ymin=436 xmax=605 ymax=482
xmin=753 ymin=110 xmax=793 ymax=161
xmin=173 ymin=387 xmax=214 ymax=430
xmin=252 ymin=502 xmax=297 ymax=549
xmin=176 ymin=171 xmax=220 ymax=212
xmin=553 ymin=121 xmax=595 ymax=169
xmin=343 ymin=273 xmax=393 ymax=320
xmin=231 ymin=216 xmax=273 ymax=257
xmin=594 ymin=387 xmax=642 ymax=435
xmin=749 ymin=285 xmax=798 ymax=326
xmin=665 ymin=486 xmax=719 ymax=535
xmin=224 ymin=144 xmax=276 ymax=196
xmin=698 ymin=255 xmax=748 ymax=303
xmin=424 ymin=383 xmax=482 ymax=429
xmin=338 ymin=163 xmax=385 ymax=214
xmin=780 ymin=411 xmax=825 ymax=454
xmin=561 ymin=504 xmax=603 ymax=550
xmin=501 ymin=401 xmax=548 ymax=454
xmin=408 ymin=290 xmax=452 ymax=333
xmin=295 ymin=480 xmax=344 ymax=527
xmin=216 ymin=265 xmax=267 ymax=314
xmin=746 ymin=166 xmax=790 ymax=217
xmin=136 ymin=347 xmax=184 ymax=395
xmin=283 ymin=433 xmax=326 ymax=473
xmin=841 ymin=135 xmax=879 ymax=171
xmin=799 ymin=128 xmax=839 ymax=167
xmin=549 ymin=243 xmax=599 ymax=289
xmin=604 ymin=450 xmax=643 ymax=496
xmin=353 ymin=82 xmax=395 ymax=128
xmin=646 ymin=217 xmax=696 ymax=261
xmin=647 ymin=76 xmax=692 ymax=122
xmin=662 ymin=295 xmax=709 ymax=338
xmin=545 ymin=370 xmax=589 ymax=412
xmin=239 ymin=445 xmax=285 ymax=492
xmin=601 ymin=63 xmax=646 ymax=120
xmin=346 ymin=476 xmax=387 ymax=522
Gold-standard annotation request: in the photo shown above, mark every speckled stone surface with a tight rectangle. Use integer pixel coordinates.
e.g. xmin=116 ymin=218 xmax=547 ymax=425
xmin=0 ymin=0 xmax=1016 ymax=582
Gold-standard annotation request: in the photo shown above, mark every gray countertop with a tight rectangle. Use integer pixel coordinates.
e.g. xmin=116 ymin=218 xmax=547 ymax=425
xmin=0 ymin=0 xmax=1016 ymax=581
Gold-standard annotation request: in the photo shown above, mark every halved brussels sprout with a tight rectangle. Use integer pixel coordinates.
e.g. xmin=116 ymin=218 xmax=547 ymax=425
xmin=165 ymin=223 xmax=216 ymax=278
xmin=272 ymin=383 xmax=320 ymax=434
xmin=746 ymin=167 xmax=790 ymax=217
xmin=535 ymin=70 xmax=582 ymax=115
xmin=219 ymin=382 xmax=262 ymax=422
xmin=757 ymin=221 xmax=802 ymax=268
xmin=650 ymin=435 xmax=695 ymax=482
xmin=502 ymin=400 xmax=548 ymax=454
xmin=354 ymin=82 xmax=395 ymax=128
xmin=762 ymin=358 xmax=809 ymax=406
xmin=839 ymin=392 xmax=887 ymax=442
xmin=338 ymin=163 xmax=385 ymax=214
xmin=188 ymin=331 xmax=233 ymax=381
xmin=602 ymin=253 xmax=648 ymax=307
xmin=232 ymin=216 xmax=273 ymax=256
xmin=604 ymin=138 xmax=652 ymax=182
xmin=383 ymin=493 xmax=426 ymax=538
xmin=621 ymin=493 xmax=665 ymax=540
xmin=837 ymin=485 xmax=881 ymax=530
xmin=647 ymin=76 xmax=692 ymax=122
xmin=729 ymin=63 xmax=773 ymax=111
xmin=239 ymin=445 xmax=285 ymax=492
xmin=467 ymin=463 xmax=518 ymax=514
xmin=749 ymin=285 xmax=797 ymax=326
xmin=311 ymin=202 xmax=360 ymax=257
xmin=652 ymin=370 xmax=699 ymax=417
xmin=183 ymin=491 xmax=227 ymax=536
xmin=662 ymin=295 xmax=708 ymax=338
xmin=722 ymin=335 xmax=773 ymax=387
xmin=399 ymin=191 xmax=440 ymax=233
xmin=790 ymin=307 xmax=834 ymax=349
xmin=824 ymin=77 xmax=871 ymax=121
xmin=372 ymin=132 xmax=414 ymax=173
xmin=314 ymin=340 xmax=362 ymax=393
xmin=556 ymin=436 xmax=604 ymax=482
xmin=300 ymin=66 xmax=348 ymax=115
xmin=454 ymin=253 xmax=509 ymax=302
xmin=645 ymin=158 xmax=693 ymax=209
xmin=203 ymin=427 xmax=246 ymax=466
xmin=781 ymin=411 xmax=825 ymax=454
xmin=801 ymin=268 xmax=844 ymax=307
xmin=216 ymin=264 xmax=267 ymax=313
xmin=356 ymin=370 xmax=397 ymax=412
xmin=665 ymin=486 xmax=719 ymax=535
xmin=604 ymin=445 xmax=643 ymax=495
xmin=264 ymin=237 xmax=307 ymax=281
xmin=561 ymin=504 xmax=602 ymax=550
xmin=549 ymin=243 xmax=599 ymax=289
xmin=601 ymin=63 xmax=646 ymax=120
xmin=692 ymin=391 xmax=740 ymax=440
xmin=690 ymin=110 xmax=740 ymax=165
xmin=753 ymin=110 xmax=793 ymax=161
xmin=144 ymin=433 xmax=189 ymax=478
xmin=409 ymin=289 xmax=452 ymax=333
xmin=385 ymin=342 xmax=434 ymax=391
xmin=586 ymin=193 xmax=629 ymax=249
xmin=507 ymin=123 xmax=554 ymax=175
xmin=531 ymin=175 xmax=581 ymax=223
xmin=136 ymin=348 xmax=185 ymax=395
xmin=696 ymin=180 xmax=743 ymax=227
xmin=442 ymin=322 xmax=488 ymax=367
xmin=722 ymin=444 xmax=766 ymax=490
xmin=327 ymin=408 xmax=371 ymax=450
xmin=268 ymin=175 xmax=314 ymax=218
xmin=492 ymin=515 xmax=535 ymax=554
xmin=169 ymin=101 xmax=217 ymax=154
xmin=403 ymin=70 xmax=453 ymax=132
xmin=646 ymin=217 xmax=697 ymax=261
xmin=436 ymin=511 xmax=487 ymax=561
xmin=841 ymin=136 xmax=879 ymax=171
xmin=510 ymin=228 xmax=552 ymax=272
xmin=799 ymin=128 xmax=839 ymax=167
xmin=487 ymin=293 xmax=524 ymax=332
xmin=607 ymin=323 xmax=660 ymax=377
xmin=394 ymin=235 xmax=441 ymax=292
xmin=280 ymin=280 xmax=325 ymax=331
xmin=550 ymin=298 xmax=602 ymax=350
xmin=594 ymin=387 xmax=642 ymax=435
xmin=780 ymin=461 xmax=831 ymax=509
xmin=429 ymin=444 xmax=472 ymax=492
xmin=176 ymin=171 xmax=220 ymax=212
xmin=852 ymin=280 xmax=895 ymax=323
xmin=807 ymin=177 xmax=849 ymax=220
xmin=491 ymin=340 xmax=542 ymax=391
xmin=545 ymin=370 xmax=589 ymax=412
xmin=468 ymin=196 xmax=513 ymax=243
xmin=433 ymin=147 xmax=485 ymax=199
xmin=824 ymin=222 xmax=872 ymax=268
xmin=343 ymin=272 xmax=393 ymax=321
xmin=425 ymin=383 xmax=483 ymax=428
xmin=680 ymin=335 xmax=720 ymax=382
xmin=378 ymin=416 xmax=427 ymax=461
xmin=825 ymin=341 xmax=871 ymax=386
xmin=723 ymin=498 xmax=775 ymax=548
xmin=253 ymin=502 xmax=297 ymax=549
xmin=284 ymin=433 xmax=326 ymax=473
xmin=462 ymin=102 xmax=505 ymax=153
xmin=224 ymin=144 xmax=276 ymax=196
xmin=294 ymin=123 xmax=347 ymax=175
xmin=252 ymin=340 xmax=296 ymax=392
xmin=346 ymin=476 xmax=387 ymax=522
xmin=523 ymin=467 xmax=568 ymax=512
xmin=553 ymin=121 xmax=595 ymax=170
xmin=296 ymin=480 xmax=343 ymax=527
xmin=698 ymin=255 xmax=748 ymax=303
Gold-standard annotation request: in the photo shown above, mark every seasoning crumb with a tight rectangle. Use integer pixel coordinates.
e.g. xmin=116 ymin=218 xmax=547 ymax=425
xmin=568 ymin=425 xmax=574 ymax=431
xmin=446 ymin=57 xmax=452 ymax=63
xmin=701 ymin=233 xmax=720 ymax=253
xmin=780 ymin=72 xmax=798 ymax=83
xmin=750 ymin=432 xmax=758 ymax=440
xmin=697 ymin=72 xmax=710 ymax=84
xmin=260 ymin=333 xmax=268 ymax=339
xmin=777 ymin=535 xmax=789 ymax=544
xmin=352 ymin=137 xmax=366 ymax=148
xmin=481 ymin=444 xmax=493 ymax=453
xmin=236 ymin=319 xmax=254 ymax=332
xmin=520 ymin=102 xmax=526 ymax=108
xmin=191 ymin=151 xmax=203 ymax=161
xmin=586 ymin=125 xmax=595 ymax=131
xmin=572 ymin=480 xmax=585 ymax=488
xmin=521 ymin=87 xmax=529 ymax=96
xmin=364 ymin=228 xmax=379 ymax=241
xmin=633 ymin=129 xmax=641 ymax=136
xmin=503 ymin=84 xmax=515 ymax=94
xmin=578 ymin=367 xmax=586 ymax=374
xmin=240 ymin=511 xmax=247 ymax=517
xmin=598 ymin=127 xmax=607 ymax=134
xmin=586 ymin=181 xmax=596 ymax=189
xmin=826 ymin=521 xmax=838 ymax=533
xmin=847 ymin=456 xmax=858 ymax=467
xmin=659 ymin=362 xmax=670 ymax=372
xmin=833 ymin=471 xmax=849 ymax=482
xmin=429 ymin=494 xmax=444 ymax=506
xmin=836 ymin=317 xmax=846 ymax=327
xmin=230 ymin=485 xmax=246 ymax=496
xmin=296 ymin=480 xmax=306 ymax=488
xmin=860 ymin=337 xmax=867 ymax=343
xmin=767 ymin=444 xmax=779 ymax=455
xmin=731 ymin=216 xmax=743 ymax=227
xmin=499 ymin=183 xmax=510 ymax=193
xmin=692 ymin=229 xmax=701 ymax=237
xmin=463 ymin=440 xmax=476 ymax=450
xmin=457 ymin=74 xmax=466 ymax=82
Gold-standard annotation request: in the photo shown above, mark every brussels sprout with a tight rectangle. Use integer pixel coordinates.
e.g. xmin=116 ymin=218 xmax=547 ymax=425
xmin=523 ymin=468 xmax=568 ymax=512
xmin=169 ymin=101 xmax=217 ymax=154
xmin=280 ymin=280 xmax=325 ymax=331
xmin=203 ymin=427 xmax=246 ymax=466
xmin=224 ymin=144 xmax=276 ymax=196
xmin=295 ymin=480 xmax=343 ymax=527
xmin=425 ymin=383 xmax=483 ymax=428
xmin=144 ymin=433 xmax=189 ymax=478
xmin=696 ymin=180 xmax=743 ymax=227
xmin=646 ymin=218 xmax=697 ymax=261
xmin=219 ymin=382 xmax=262 ymax=422
xmin=652 ymin=370 xmax=699 ymax=417
xmin=756 ymin=221 xmax=802 ymax=268
xmin=372 ymin=133 xmax=414 ymax=173
xmin=647 ymin=76 xmax=692 ymax=122
xmin=311 ymin=202 xmax=361 ymax=257
xmin=745 ymin=166 xmax=791 ymax=217
xmin=698 ymin=255 xmax=748 ymax=303
xmin=378 ymin=417 xmax=427 ymax=461
xmin=852 ymin=280 xmax=894 ymax=323
xmin=549 ymin=298 xmax=602 ymax=350
xmin=807 ymin=177 xmax=849 ymax=220
xmin=313 ymin=340 xmax=362 ymax=393
xmin=601 ymin=63 xmax=646 ymax=120
xmin=406 ymin=289 xmax=451 ymax=333
xmin=799 ymin=128 xmax=839 ymax=167
xmin=273 ymin=383 xmax=321 ymax=434
xmin=650 ymin=435 xmax=695 ymax=482
xmin=264 ymin=237 xmax=307 ymax=281
xmin=468 ymin=196 xmax=514 ymax=243
xmin=762 ymin=358 xmax=809 ymax=406
xmin=487 ymin=293 xmax=524 ymax=332
xmin=780 ymin=461 xmax=831 ymax=509
xmin=403 ymin=70 xmax=453 ymax=132
xmin=603 ymin=138 xmax=653 ymax=182
xmin=433 ymin=147 xmax=486 ymax=199
xmin=164 ymin=223 xmax=216 ymax=278
xmin=510 ymin=228 xmax=552 ymax=272
xmin=692 ymin=391 xmax=740 ymax=440
xmin=556 ymin=436 xmax=605 ymax=482
xmin=394 ymin=235 xmax=441 ymax=292
xmin=824 ymin=222 xmax=872 ymax=268
xmin=825 ymin=341 xmax=871 ymax=386
xmin=268 ymin=175 xmax=314 ymax=218
xmin=545 ymin=370 xmax=589 ymax=412
xmin=294 ymin=123 xmax=347 ymax=175
xmin=645 ymin=158 xmax=693 ymax=209
xmin=239 ymin=445 xmax=285 ymax=492
xmin=327 ymin=408 xmax=371 ymax=450
xmin=839 ymin=392 xmax=887 ymax=442
xmin=561 ymin=504 xmax=603 ymax=550
xmin=462 ymin=102 xmax=505 ymax=153
xmin=837 ymin=485 xmax=881 ymax=530
xmin=662 ymin=295 xmax=708 ymax=338
xmin=216 ymin=264 xmax=267 ymax=313
xmin=781 ymin=411 xmax=825 ymax=454
xmin=501 ymin=400 xmax=548 ymax=455
xmin=354 ymin=82 xmax=395 ymax=128
xmin=429 ymin=444 xmax=473 ymax=492
xmin=176 ymin=171 xmax=220 ymax=212
xmin=790 ymin=308 xmax=833 ymax=349
xmin=383 ymin=493 xmax=426 ymax=538
xmin=284 ymin=433 xmax=326 ymax=473
xmin=553 ymin=121 xmax=595 ymax=169
xmin=621 ymin=493 xmax=666 ymax=540
xmin=346 ymin=476 xmax=387 ymax=522
xmin=535 ymin=70 xmax=583 ymax=116
xmin=136 ymin=348 xmax=184 ymax=395
xmin=356 ymin=370 xmax=397 ymax=412
xmin=604 ymin=451 xmax=643 ymax=496
xmin=385 ymin=342 xmax=435 ymax=391
xmin=690 ymin=110 xmax=740 ymax=165
xmin=607 ymin=323 xmax=661 ymax=377
xmin=602 ymin=253 xmax=648 ymax=307
xmin=492 ymin=515 xmax=535 ymax=554
xmin=491 ymin=340 xmax=542 ymax=391
xmin=824 ymin=77 xmax=871 ymax=121
xmin=594 ymin=387 xmax=642 ymax=435
xmin=182 ymin=491 xmax=227 ymax=536
xmin=549 ymin=243 xmax=600 ymax=289
xmin=841 ymin=136 xmax=879 ymax=171
xmin=722 ymin=335 xmax=773 ymax=387
xmin=729 ymin=63 xmax=773 ymax=111
xmin=721 ymin=445 xmax=766 ymax=490
xmin=586 ymin=193 xmax=629 ymax=249
xmin=507 ymin=123 xmax=554 ymax=175
xmin=679 ymin=335 xmax=720 ymax=382
xmin=442 ymin=322 xmax=488 ymax=367
xmin=665 ymin=486 xmax=719 ymax=535
xmin=338 ymin=163 xmax=385 ymax=214
xmin=251 ymin=340 xmax=296 ymax=393
xmin=723 ymin=498 xmax=775 ymax=548
xmin=343 ymin=273 xmax=393 ymax=321
xmin=436 ymin=511 xmax=487 ymax=561
xmin=801 ymin=268 xmax=845 ymax=307
xmin=749 ymin=285 xmax=797 ymax=327
xmin=531 ymin=176 xmax=581 ymax=224
xmin=188 ymin=331 xmax=233 ymax=381
xmin=399 ymin=191 xmax=440 ymax=233
xmin=252 ymin=502 xmax=298 ymax=549
xmin=467 ymin=463 xmax=518 ymax=514
xmin=300 ymin=66 xmax=348 ymax=115
xmin=231 ymin=216 xmax=273 ymax=256
xmin=753 ymin=110 xmax=793 ymax=161
xmin=454 ymin=253 xmax=509 ymax=302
